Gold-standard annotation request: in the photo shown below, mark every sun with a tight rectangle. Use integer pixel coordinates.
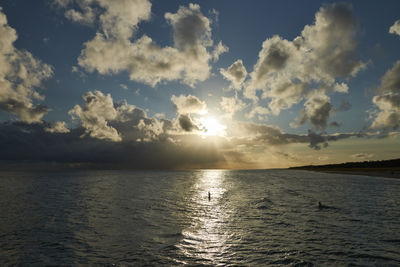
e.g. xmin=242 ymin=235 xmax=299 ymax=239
xmin=199 ymin=116 xmax=227 ymax=137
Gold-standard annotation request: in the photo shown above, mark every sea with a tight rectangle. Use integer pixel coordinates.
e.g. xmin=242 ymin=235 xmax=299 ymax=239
xmin=0 ymin=169 xmax=399 ymax=266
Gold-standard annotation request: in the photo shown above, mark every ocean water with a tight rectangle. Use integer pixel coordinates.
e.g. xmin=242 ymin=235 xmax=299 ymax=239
xmin=0 ymin=169 xmax=399 ymax=266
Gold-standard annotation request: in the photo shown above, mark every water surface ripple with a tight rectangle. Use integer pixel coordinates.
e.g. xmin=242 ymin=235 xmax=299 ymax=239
xmin=0 ymin=170 xmax=399 ymax=265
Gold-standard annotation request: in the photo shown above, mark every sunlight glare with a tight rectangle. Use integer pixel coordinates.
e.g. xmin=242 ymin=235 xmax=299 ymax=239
xmin=199 ymin=116 xmax=226 ymax=137
xmin=177 ymin=170 xmax=231 ymax=264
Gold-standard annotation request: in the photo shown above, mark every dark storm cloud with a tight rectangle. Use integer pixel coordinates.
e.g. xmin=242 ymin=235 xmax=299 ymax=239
xmin=0 ymin=121 xmax=225 ymax=169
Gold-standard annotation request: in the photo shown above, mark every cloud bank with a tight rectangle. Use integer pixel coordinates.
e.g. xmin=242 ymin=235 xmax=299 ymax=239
xmin=0 ymin=88 xmax=375 ymax=169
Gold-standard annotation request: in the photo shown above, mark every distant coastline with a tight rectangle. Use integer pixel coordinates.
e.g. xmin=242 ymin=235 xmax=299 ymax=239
xmin=289 ymin=158 xmax=400 ymax=179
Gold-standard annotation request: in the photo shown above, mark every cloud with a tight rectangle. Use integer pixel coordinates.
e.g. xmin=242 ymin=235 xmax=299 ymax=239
xmin=300 ymin=3 xmax=365 ymax=79
xmin=371 ymin=93 xmax=400 ymax=130
xmin=64 ymin=3 xmax=97 ymax=26
xmin=0 ymin=88 xmax=230 ymax=169
xmin=177 ymin=114 xmax=199 ymax=132
xmin=220 ymin=59 xmax=247 ymax=90
xmin=212 ymin=41 xmax=228 ymax=61
xmin=371 ymin=61 xmax=400 ymax=130
xmin=171 ymin=94 xmax=207 ymax=115
xmin=333 ymin=82 xmax=349 ymax=93
xmin=68 ymin=91 xmax=161 ymax=142
xmin=306 ymin=130 xmax=367 ymax=150
xmin=351 ymin=153 xmax=373 ymax=159
xmin=69 ymin=91 xmax=188 ymax=142
xmin=135 ymin=118 xmax=164 ymax=142
xmin=165 ymin=3 xmax=212 ymax=49
xmin=98 ymin=0 xmax=151 ymax=39
xmin=220 ymin=96 xmax=245 ymax=118
xmin=0 ymin=92 xmax=382 ymax=170
xmin=229 ymin=121 xmax=366 ymax=150
xmin=0 ymin=117 xmax=367 ymax=170
xmin=235 ymin=122 xmax=309 ymax=146
xmin=292 ymin=92 xmax=332 ymax=131
xmin=244 ymin=3 xmax=365 ymax=130
xmin=377 ymin=60 xmax=400 ymax=94
xmin=266 ymin=82 xmax=308 ymax=115
xmin=246 ymin=106 xmax=269 ymax=120
xmin=0 ymin=121 xmax=226 ymax=170
xmin=307 ymin=130 xmax=328 ymax=150
xmin=69 ymin=91 xmax=123 ymax=141
xmin=245 ymin=35 xmax=298 ymax=100
xmin=389 ymin=20 xmax=400 ymax=36
xmin=170 ymin=94 xmax=208 ymax=132
xmin=45 ymin=121 xmax=70 ymax=133
xmin=0 ymin=8 xmax=53 ymax=122
xmin=56 ymin=0 xmax=152 ymax=37
xmin=61 ymin=2 xmax=225 ymax=87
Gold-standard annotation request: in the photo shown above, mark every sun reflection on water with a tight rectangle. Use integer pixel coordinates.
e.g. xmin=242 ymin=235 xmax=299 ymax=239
xmin=177 ymin=170 xmax=234 ymax=265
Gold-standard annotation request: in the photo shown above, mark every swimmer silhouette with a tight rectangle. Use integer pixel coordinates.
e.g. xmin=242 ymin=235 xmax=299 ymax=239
xmin=318 ymin=202 xmax=337 ymax=210
xmin=208 ymin=191 xmax=211 ymax=201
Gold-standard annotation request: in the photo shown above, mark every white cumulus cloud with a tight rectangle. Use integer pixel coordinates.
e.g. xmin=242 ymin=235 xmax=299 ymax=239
xmin=171 ymin=94 xmax=208 ymax=115
xmin=45 ymin=121 xmax=70 ymax=133
xmin=220 ymin=59 xmax=247 ymax=90
xmin=389 ymin=20 xmax=400 ymax=36
xmin=0 ymin=7 xmax=53 ymax=123
xmin=244 ymin=3 xmax=365 ymax=130
xmin=370 ymin=61 xmax=400 ymax=130
xmin=58 ymin=1 xmax=226 ymax=87
xmin=69 ymin=91 xmax=123 ymax=142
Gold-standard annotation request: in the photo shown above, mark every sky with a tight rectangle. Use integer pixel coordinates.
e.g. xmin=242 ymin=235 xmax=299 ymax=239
xmin=0 ymin=0 xmax=399 ymax=169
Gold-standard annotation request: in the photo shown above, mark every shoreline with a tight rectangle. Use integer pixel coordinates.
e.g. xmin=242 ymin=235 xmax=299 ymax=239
xmin=299 ymin=169 xmax=400 ymax=179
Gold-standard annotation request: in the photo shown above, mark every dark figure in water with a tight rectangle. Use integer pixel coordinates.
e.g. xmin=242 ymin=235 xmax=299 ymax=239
xmin=208 ymin=192 xmax=211 ymax=201
xmin=318 ymin=202 xmax=337 ymax=210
